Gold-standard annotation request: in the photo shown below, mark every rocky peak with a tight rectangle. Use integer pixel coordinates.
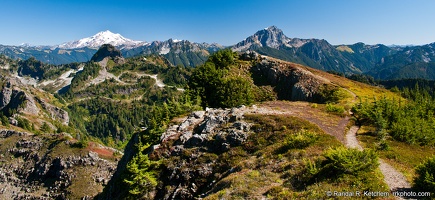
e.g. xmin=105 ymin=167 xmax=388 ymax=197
xmin=232 ymin=26 xmax=308 ymax=51
xmin=0 ymin=83 xmax=40 ymax=115
xmin=254 ymin=26 xmax=289 ymax=48
xmin=90 ymin=44 xmax=123 ymax=62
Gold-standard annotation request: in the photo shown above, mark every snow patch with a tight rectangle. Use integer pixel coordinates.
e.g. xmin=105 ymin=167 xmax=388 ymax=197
xmin=159 ymin=46 xmax=170 ymax=55
xmin=14 ymin=74 xmax=38 ymax=86
xmin=422 ymin=55 xmax=431 ymax=63
xmin=38 ymin=64 xmax=85 ymax=91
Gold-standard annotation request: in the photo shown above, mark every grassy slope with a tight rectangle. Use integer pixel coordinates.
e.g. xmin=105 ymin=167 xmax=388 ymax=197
xmin=203 ymin=114 xmax=388 ymax=199
xmin=304 ymin=65 xmax=402 ymax=103
xmin=286 ymin=59 xmax=434 ymax=186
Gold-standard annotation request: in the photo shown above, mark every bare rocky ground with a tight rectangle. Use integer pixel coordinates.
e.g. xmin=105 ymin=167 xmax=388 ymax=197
xmin=0 ymin=129 xmax=118 ymax=199
xmin=246 ymin=101 xmax=348 ymax=143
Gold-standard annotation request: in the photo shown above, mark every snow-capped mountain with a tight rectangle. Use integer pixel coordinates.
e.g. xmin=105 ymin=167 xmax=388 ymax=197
xmin=57 ymin=30 xmax=147 ymax=49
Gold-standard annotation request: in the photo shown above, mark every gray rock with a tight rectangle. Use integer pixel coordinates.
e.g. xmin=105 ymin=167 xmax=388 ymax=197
xmin=160 ymin=129 xmax=178 ymax=142
xmin=170 ymin=145 xmax=185 ymax=156
xmin=0 ymin=87 xmax=12 ymax=109
xmin=9 ymin=117 xmax=18 ymax=126
xmin=192 ymin=111 xmax=205 ymax=119
xmin=227 ymin=130 xmax=248 ymax=146
xmin=186 ymin=134 xmax=208 ymax=147
xmin=15 ymin=91 xmax=40 ymax=115
xmin=253 ymin=57 xmax=330 ymax=102
xmin=88 ymin=151 xmax=99 ymax=161
xmin=179 ymin=131 xmax=193 ymax=144
xmin=96 ymin=177 xmax=105 ymax=183
xmin=35 ymin=97 xmax=69 ymax=125
xmin=233 ymin=121 xmax=250 ymax=131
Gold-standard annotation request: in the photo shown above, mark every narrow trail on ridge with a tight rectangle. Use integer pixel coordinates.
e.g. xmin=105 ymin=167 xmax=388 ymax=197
xmin=345 ymin=126 xmax=411 ymax=197
xmin=342 ymin=88 xmax=411 ymax=197
xmin=247 ymin=83 xmax=412 ymax=198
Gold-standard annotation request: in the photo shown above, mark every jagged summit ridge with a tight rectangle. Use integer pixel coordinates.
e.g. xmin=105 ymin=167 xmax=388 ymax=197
xmin=232 ymin=25 xmax=309 ymax=51
xmin=58 ymin=30 xmax=147 ymax=49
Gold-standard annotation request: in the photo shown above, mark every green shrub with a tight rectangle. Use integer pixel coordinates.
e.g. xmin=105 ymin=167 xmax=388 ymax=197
xmin=319 ymin=85 xmax=350 ymax=103
xmin=71 ymin=139 xmax=88 ymax=148
xmin=0 ymin=115 xmax=9 ymax=127
xmin=352 ymin=88 xmax=435 ymax=147
xmin=189 ymin=49 xmax=254 ymax=108
xmin=414 ymin=156 xmax=435 ymax=193
xmin=323 ymin=147 xmax=378 ymax=175
xmin=40 ymin=122 xmax=52 ymax=133
xmin=281 ymin=129 xmax=319 ymax=150
xmin=17 ymin=117 xmax=33 ymax=131
xmin=325 ymin=103 xmax=346 ymax=115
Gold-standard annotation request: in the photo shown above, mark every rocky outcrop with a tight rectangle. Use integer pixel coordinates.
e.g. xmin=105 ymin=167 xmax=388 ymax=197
xmin=251 ymin=56 xmax=331 ymax=102
xmin=0 ymin=78 xmax=69 ymax=126
xmin=35 ymin=97 xmax=69 ymax=125
xmin=149 ymin=107 xmax=250 ymax=199
xmin=156 ymin=107 xmax=248 ymax=155
xmin=0 ymin=129 xmax=117 ymax=199
xmin=91 ymin=44 xmax=124 ymax=63
xmin=0 ymin=85 xmax=40 ymax=115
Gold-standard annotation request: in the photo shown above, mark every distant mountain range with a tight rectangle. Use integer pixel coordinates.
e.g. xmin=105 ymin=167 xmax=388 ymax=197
xmin=1 ymin=27 xmax=434 ymax=80
xmin=0 ymin=30 xmax=223 ymax=67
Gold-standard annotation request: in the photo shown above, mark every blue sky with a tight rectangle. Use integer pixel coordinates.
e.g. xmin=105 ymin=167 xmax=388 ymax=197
xmin=1 ymin=0 xmax=434 ymax=46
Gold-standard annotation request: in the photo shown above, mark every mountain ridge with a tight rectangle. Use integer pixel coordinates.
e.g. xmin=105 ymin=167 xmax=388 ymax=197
xmin=1 ymin=26 xmax=435 ymax=79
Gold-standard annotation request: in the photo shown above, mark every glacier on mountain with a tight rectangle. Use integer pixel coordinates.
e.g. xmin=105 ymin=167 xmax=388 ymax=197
xmin=57 ymin=30 xmax=147 ymax=49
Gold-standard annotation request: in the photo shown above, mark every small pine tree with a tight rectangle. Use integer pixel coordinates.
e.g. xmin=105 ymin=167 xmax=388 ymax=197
xmin=40 ymin=122 xmax=51 ymax=133
xmin=0 ymin=115 xmax=9 ymax=127
xmin=124 ymin=143 xmax=160 ymax=199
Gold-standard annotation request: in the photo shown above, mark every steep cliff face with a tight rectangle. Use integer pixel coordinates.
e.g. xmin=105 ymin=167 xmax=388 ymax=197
xmin=251 ymin=55 xmax=331 ymax=102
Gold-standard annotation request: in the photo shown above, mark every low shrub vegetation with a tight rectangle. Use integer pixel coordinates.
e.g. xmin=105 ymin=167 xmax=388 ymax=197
xmin=414 ymin=156 xmax=435 ymax=193
xmin=281 ymin=129 xmax=319 ymax=150
xmin=325 ymin=103 xmax=346 ymax=115
xmin=352 ymin=85 xmax=435 ymax=146
xmin=322 ymin=147 xmax=379 ymax=175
